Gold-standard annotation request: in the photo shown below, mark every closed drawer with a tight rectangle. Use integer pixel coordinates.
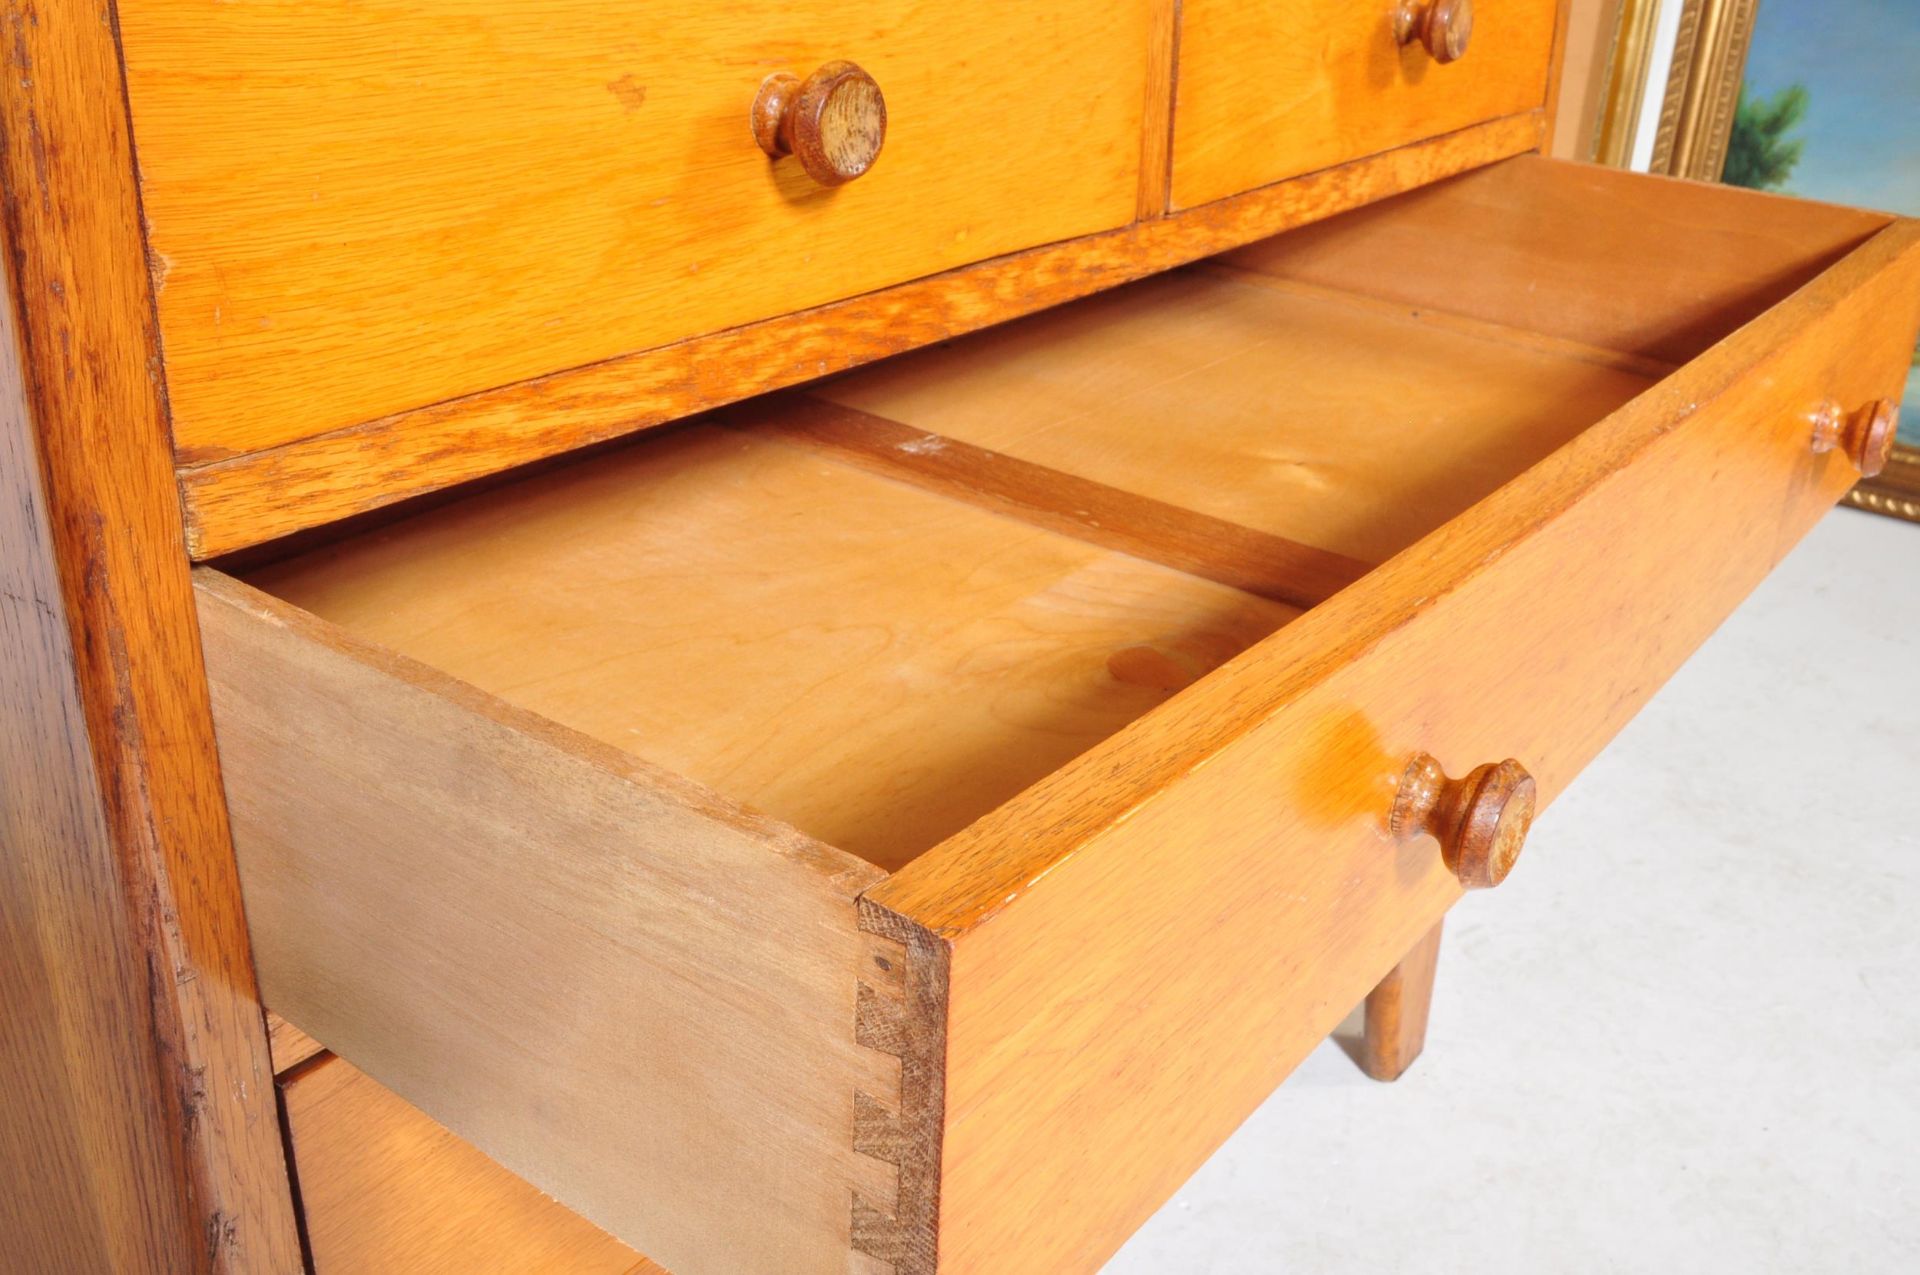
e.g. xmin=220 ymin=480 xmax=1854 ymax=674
xmin=117 ymin=1 xmax=1151 ymax=464
xmin=1172 ymin=0 xmax=1560 ymax=209
xmin=198 ymin=160 xmax=1920 ymax=1274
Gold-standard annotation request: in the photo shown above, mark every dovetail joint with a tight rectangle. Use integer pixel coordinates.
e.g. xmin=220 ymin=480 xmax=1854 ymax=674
xmin=849 ymin=902 xmax=947 ymax=1275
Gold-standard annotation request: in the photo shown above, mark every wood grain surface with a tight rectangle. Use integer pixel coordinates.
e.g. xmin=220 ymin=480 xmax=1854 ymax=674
xmin=1358 ymin=920 xmax=1446 ymax=1081
xmin=176 ymin=111 xmax=1548 ymax=560
xmin=1171 ymin=0 xmax=1559 ymax=208
xmin=736 ymin=396 xmax=1374 ymax=609
xmin=864 ymin=196 xmax=1920 ymax=1274
xmin=1136 ymin=0 xmax=1181 ymax=218
xmin=264 ymin=1012 xmax=325 ymax=1077
xmin=284 ymin=1057 xmax=664 ymax=1274
xmin=0 ymin=4 xmax=299 ymax=1270
xmin=120 ymin=0 xmax=1151 ymax=461
xmin=196 ymin=571 xmax=898 ymax=1275
xmin=239 ymin=425 xmax=1299 ymax=872
xmin=1225 ymin=155 xmax=1889 ymax=366
xmin=816 ymin=261 xmax=1655 ymax=563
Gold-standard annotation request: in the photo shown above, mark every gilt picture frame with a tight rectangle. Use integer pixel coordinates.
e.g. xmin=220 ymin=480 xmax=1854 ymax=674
xmin=1631 ymin=0 xmax=1920 ymax=521
xmin=1647 ymin=0 xmax=1761 ymax=181
xmin=1722 ymin=0 xmax=1920 ymax=521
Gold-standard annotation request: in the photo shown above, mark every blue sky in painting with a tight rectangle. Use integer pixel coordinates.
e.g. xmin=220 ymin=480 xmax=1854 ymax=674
xmin=1739 ymin=0 xmax=1920 ymax=214
xmin=1740 ymin=0 xmax=1920 ymax=444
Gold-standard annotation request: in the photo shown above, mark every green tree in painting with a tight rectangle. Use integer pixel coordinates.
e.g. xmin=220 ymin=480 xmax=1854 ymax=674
xmin=1722 ymin=84 xmax=1809 ymax=191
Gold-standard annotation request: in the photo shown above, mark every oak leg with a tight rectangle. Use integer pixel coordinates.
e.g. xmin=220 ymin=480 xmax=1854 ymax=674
xmin=1357 ymin=919 xmax=1445 ymax=1081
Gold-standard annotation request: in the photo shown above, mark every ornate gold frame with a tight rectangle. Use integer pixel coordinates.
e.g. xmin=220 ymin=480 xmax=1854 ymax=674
xmin=1649 ymin=0 xmax=1761 ymax=180
xmin=1590 ymin=0 xmax=1663 ymax=167
xmin=1642 ymin=0 xmax=1918 ymax=517
xmin=1847 ymin=449 xmax=1920 ymax=525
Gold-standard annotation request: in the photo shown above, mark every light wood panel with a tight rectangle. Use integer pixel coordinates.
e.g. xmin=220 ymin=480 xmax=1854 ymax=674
xmin=818 ymin=263 xmax=1656 ymax=563
xmin=196 ymin=571 xmax=898 ymax=1275
xmin=1171 ymin=0 xmax=1560 ymax=209
xmin=736 ymin=396 xmax=1373 ymax=608
xmin=0 ymin=4 xmax=299 ymax=1270
xmin=1224 ymin=155 xmax=1889 ymax=365
xmin=120 ymin=0 xmax=1152 ymax=461
xmin=243 ymin=425 xmax=1299 ymax=872
xmin=866 ymin=208 xmax=1920 ymax=1274
xmin=176 ymin=110 xmax=1549 ymax=560
xmin=1136 ymin=0 xmax=1181 ymax=218
xmin=285 ymin=1057 xmax=663 ymax=1274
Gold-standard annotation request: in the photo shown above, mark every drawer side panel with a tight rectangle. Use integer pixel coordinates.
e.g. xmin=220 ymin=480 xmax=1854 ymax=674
xmin=195 ymin=572 xmax=900 ymax=1275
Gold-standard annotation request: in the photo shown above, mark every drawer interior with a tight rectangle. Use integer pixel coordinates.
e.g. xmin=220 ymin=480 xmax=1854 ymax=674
xmin=234 ymin=157 xmax=1884 ymax=878
xmin=244 ymin=425 xmax=1298 ymax=873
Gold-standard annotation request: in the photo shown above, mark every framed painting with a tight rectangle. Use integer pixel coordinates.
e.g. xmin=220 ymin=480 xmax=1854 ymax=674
xmin=1714 ymin=0 xmax=1920 ymax=520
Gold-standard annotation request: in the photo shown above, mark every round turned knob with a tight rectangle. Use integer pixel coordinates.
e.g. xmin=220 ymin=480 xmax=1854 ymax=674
xmin=1394 ymin=0 xmax=1475 ymax=64
xmin=751 ymin=61 xmax=886 ymax=187
xmin=1389 ymin=753 xmax=1535 ymax=889
xmin=1810 ymin=398 xmax=1898 ymax=478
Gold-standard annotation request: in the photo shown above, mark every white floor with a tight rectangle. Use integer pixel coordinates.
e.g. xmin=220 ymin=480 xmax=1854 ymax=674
xmin=1107 ymin=507 xmax=1920 ymax=1274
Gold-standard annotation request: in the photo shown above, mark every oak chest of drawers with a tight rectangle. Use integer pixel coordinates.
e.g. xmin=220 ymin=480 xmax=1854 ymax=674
xmin=4 ymin=3 xmax=1915 ymax=1273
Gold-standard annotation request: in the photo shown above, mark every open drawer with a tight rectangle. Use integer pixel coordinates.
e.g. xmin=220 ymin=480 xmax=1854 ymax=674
xmin=197 ymin=158 xmax=1920 ymax=1275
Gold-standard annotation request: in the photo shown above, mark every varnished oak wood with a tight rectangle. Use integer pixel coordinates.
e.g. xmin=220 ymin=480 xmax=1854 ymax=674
xmin=176 ymin=111 xmax=1548 ymax=560
xmin=1809 ymin=398 xmax=1899 ymax=478
xmin=119 ymin=1 xmax=1151 ymax=461
xmin=1136 ymin=0 xmax=1181 ymax=219
xmin=284 ymin=1058 xmax=664 ymax=1274
xmin=0 ymin=4 xmax=298 ymax=1270
xmin=1358 ymin=921 xmax=1446 ymax=1082
xmin=1389 ymin=755 xmax=1536 ymax=890
xmin=238 ymin=425 xmax=1299 ymax=872
xmin=194 ymin=570 xmax=903 ymax=1275
xmin=1395 ymin=0 xmax=1477 ymax=64
xmin=1171 ymin=0 xmax=1559 ymax=209
xmin=862 ymin=197 xmax=1920 ymax=1274
xmin=752 ymin=61 xmax=886 ymax=187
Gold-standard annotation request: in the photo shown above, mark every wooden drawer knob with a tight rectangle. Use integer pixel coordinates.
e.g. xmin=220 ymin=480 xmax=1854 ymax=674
xmin=751 ymin=61 xmax=886 ymax=187
xmin=1390 ymin=753 xmax=1535 ymax=889
xmin=1811 ymin=398 xmax=1898 ymax=478
xmin=1394 ymin=0 xmax=1474 ymax=63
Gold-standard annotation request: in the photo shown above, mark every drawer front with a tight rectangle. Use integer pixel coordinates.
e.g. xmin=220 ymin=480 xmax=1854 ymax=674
xmin=118 ymin=1 xmax=1151 ymax=464
xmin=867 ymin=219 xmax=1920 ymax=1272
xmin=1171 ymin=0 xmax=1560 ymax=209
